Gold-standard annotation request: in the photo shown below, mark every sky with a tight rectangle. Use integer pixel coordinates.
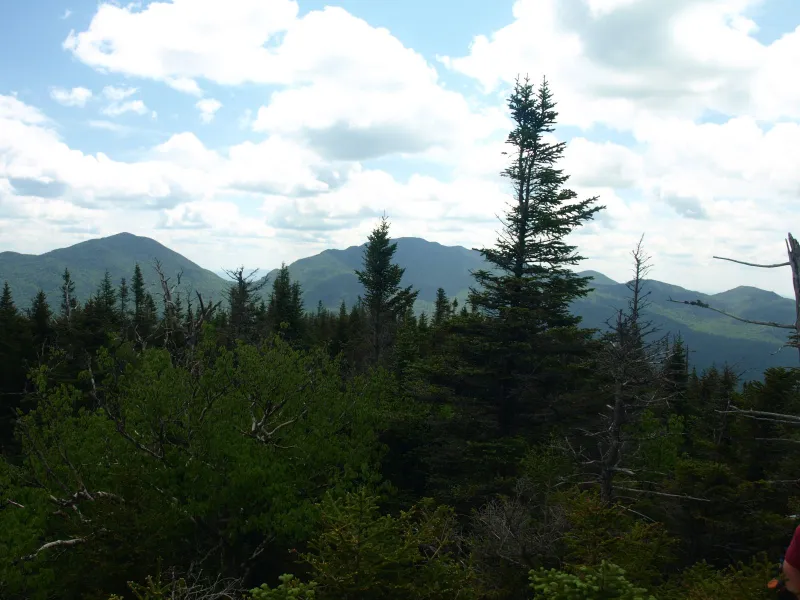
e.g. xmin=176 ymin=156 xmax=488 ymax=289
xmin=2 ymin=0 xmax=800 ymax=297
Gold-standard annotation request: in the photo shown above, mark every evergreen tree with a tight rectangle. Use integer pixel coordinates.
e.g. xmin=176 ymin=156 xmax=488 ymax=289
xmin=331 ymin=300 xmax=350 ymax=359
xmin=0 ymin=282 xmax=28 ymax=452
xmin=355 ymin=216 xmax=419 ymax=364
xmin=0 ymin=281 xmax=16 ymax=318
xmin=470 ymin=76 xmax=601 ymax=319
xmin=446 ymin=76 xmax=603 ymax=437
xmin=95 ymin=270 xmax=118 ymax=325
xmin=28 ymin=290 xmax=53 ymax=348
xmin=225 ymin=267 xmax=268 ymax=343
xmin=59 ymin=268 xmax=77 ymax=322
xmin=433 ymin=287 xmax=451 ymax=327
xmin=266 ymin=264 xmax=304 ymax=343
xmin=663 ymin=334 xmax=690 ymax=420
xmin=119 ymin=277 xmax=130 ymax=325
xmin=132 ymin=263 xmax=146 ymax=316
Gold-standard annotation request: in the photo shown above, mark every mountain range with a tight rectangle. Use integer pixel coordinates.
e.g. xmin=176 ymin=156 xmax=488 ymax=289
xmin=1 ymin=233 xmax=797 ymax=380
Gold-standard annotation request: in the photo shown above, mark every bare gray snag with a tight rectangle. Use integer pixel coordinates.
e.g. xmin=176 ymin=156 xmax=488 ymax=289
xmin=572 ymin=235 xmax=698 ymax=504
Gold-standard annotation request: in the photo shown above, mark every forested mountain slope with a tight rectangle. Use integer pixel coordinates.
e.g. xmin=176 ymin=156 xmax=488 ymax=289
xmin=0 ymin=232 xmax=230 ymax=306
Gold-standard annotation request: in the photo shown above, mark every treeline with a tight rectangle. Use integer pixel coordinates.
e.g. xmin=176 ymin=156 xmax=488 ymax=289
xmin=1 ymin=77 xmax=799 ymax=600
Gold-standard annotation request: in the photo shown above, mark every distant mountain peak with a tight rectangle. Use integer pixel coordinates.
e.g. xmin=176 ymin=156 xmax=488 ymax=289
xmin=105 ymin=231 xmax=139 ymax=240
xmin=579 ymin=270 xmax=618 ymax=286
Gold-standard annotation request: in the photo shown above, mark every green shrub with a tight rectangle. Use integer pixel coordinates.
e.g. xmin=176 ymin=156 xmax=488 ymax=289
xmin=249 ymin=574 xmax=317 ymax=599
xmin=529 ymin=561 xmax=656 ymax=599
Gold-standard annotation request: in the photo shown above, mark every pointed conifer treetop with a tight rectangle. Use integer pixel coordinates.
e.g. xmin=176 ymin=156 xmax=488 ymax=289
xmin=470 ymin=75 xmax=604 ymax=325
xmin=355 ymin=215 xmax=419 ymax=362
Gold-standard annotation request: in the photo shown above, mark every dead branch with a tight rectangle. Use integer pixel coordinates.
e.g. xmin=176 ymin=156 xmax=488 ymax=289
xmin=615 ymin=486 xmax=710 ymax=502
xmin=20 ymin=537 xmax=86 ymax=562
xmin=718 ymin=407 xmax=800 ymax=423
xmin=667 ymin=298 xmax=796 ymax=330
xmin=713 ymin=256 xmax=790 ymax=269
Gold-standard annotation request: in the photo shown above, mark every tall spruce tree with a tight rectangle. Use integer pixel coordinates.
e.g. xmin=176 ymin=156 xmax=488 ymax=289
xmin=464 ymin=75 xmax=603 ymax=435
xmin=415 ymin=77 xmax=604 ymax=508
xmin=470 ymin=75 xmax=602 ymax=323
xmin=355 ymin=216 xmax=418 ymax=364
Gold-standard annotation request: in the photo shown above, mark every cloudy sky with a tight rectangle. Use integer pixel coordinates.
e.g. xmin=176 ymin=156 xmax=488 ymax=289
xmin=1 ymin=0 xmax=800 ymax=296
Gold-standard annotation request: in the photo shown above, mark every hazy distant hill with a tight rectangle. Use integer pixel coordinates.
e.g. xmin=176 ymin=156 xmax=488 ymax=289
xmin=1 ymin=233 xmax=796 ymax=378
xmin=573 ymin=276 xmax=797 ymax=380
xmin=0 ymin=233 xmax=229 ymax=308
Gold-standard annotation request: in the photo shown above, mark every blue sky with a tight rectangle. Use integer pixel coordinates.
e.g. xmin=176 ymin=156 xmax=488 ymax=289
xmin=2 ymin=0 xmax=800 ymax=296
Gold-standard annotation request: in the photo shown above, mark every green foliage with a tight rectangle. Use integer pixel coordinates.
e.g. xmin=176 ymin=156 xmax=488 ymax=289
xmin=657 ymin=555 xmax=776 ymax=600
xmin=530 ymin=561 xmax=655 ymax=600
xmin=561 ymin=492 xmax=676 ymax=588
xmin=250 ymin=575 xmax=318 ymax=600
xmin=0 ymin=335 xmax=391 ymax=599
xmin=301 ymin=488 xmax=479 ymax=600
xmin=633 ymin=410 xmax=684 ymax=475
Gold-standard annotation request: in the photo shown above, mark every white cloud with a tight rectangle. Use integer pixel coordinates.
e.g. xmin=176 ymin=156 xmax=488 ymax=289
xmin=102 ymin=99 xmax=148 ymax=116
xmin=63 ymin=0 xmax=299 ymax=85
xmin=166 ymin=77 xmax=203 ymax=96
xmin=158 ymin=200 xmax=270 ymax=239
xmin=99 ymin=86 xmax=149 ymax=117
xmin=50 ymin=86 xmax=93 ymax=107
xmin=0 ymin=95 xmax=345 ymax=212
xmin=196 ymin=98 xmax=222 ymax=123
xmin=0 ymin=95 xmax=48 ymax=124
xmin=439 ymin=0 xmax=800 ymax=128
xmin=102 ymin=85 xmax=138 ymax=101
xmin=63 ymin=2 xmax=504 ymax=160
xmin=61 ymin=9 xmax=72 ymax=20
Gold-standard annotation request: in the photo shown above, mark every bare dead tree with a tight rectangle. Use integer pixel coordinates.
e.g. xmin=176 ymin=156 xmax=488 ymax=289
xmin=669 ymin=231 xmax=800 ymax=362
xmin=153 ymin=259 xmax=185 ymax=349
xmin=471 ymin=477 xmax=568 ymax=571
xmin=572 ymin=236 xmax=693 ymax=505
xmin=128 ymin=566 xmax=243 ymax=600
xmin=185 ymin=290 xmax=221 ymax=350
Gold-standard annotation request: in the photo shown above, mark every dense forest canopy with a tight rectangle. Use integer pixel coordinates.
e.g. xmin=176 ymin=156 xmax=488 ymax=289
xmin=2 ymin=76 xmax=800 ymax=600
